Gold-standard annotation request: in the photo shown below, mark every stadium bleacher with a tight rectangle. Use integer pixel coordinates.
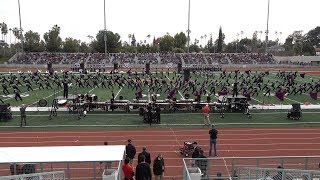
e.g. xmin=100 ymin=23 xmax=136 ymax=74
xmin=9 ymin=52 xmax=277 ymax=66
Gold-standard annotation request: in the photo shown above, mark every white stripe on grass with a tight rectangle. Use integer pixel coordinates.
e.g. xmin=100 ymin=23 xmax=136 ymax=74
xmin=114 ymin=87 xmax=123 ymax=99
xmin=3 ymin=87 xmax=40 ymax=101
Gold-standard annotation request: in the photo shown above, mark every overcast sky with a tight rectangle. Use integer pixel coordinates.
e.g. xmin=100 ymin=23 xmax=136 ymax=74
xmin=0 ymin=0 xmax=319 ymax=46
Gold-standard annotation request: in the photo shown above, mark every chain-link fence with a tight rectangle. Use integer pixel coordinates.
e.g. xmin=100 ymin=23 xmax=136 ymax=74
xmin=182 ymin=156 xmax=320 ymax=180
xmin=0 ymin=171 xmax=65 ymax=180
xmin=238 ymin=167 xmax=320 ymax=180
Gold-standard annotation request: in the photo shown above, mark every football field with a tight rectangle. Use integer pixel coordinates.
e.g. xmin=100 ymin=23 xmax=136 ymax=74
xmin=1 ymin=70 xmax=319 ymax=107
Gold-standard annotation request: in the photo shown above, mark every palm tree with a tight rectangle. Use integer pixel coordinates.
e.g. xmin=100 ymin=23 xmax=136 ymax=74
xmin=204 ymin=34 xmax=207 ymax=47
xmin=128 ymin=34 xmax=132 ymax=46
xmin=0 ymin=22 xmax=7 ymax=42
xmin=87 ymin=35 xmax=93 ymax=44
xmin=12 ymin=27 xmax=20 ymax=44
xmin=200 ymin=36 xmax=203 ymax=47
xmin=9 ymin=28 xmax=12 ymax=45
xmin=147 ymin=34 xmax=151 ymax=45
xmin=240 ymin=31 xmax=244 ymax=39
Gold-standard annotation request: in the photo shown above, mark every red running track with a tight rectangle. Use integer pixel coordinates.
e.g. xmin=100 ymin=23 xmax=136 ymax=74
xmin=0 ymin=127 xmax=320 ymax=179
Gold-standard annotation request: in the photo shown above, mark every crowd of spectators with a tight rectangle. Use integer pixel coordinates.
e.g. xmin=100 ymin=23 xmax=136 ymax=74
xmin=87 ymin=53 xmax=109 ymax=65
xmin=124 ymin=139 xmax=165 ymax=180
xmin=278 ymin=60 xmax=311 ymax=66
xmin=10 ymin=52 xmax=278 ymax=65
xmin=181 ymin=53 xmax=207 ymax=65
xmin=135 ymin=53 xmax=158 ymax=64
xmin=159 ymin=53 xmax=181 ymax=64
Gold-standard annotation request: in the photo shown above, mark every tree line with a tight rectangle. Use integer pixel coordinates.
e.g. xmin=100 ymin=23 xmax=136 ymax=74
xmin=1 ymin=23 xmax=319 ymax=56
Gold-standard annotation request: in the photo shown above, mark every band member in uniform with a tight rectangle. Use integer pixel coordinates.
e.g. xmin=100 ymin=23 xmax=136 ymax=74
xmin=14 ymin=88 xmax=23 ymax=101
xmin=63 ymin=80 xmax=69 ymax=99
xmin=2 ymin=83 xmax=9 ymax=95
xmin=20 ymin=104 xmax=27 ymax=127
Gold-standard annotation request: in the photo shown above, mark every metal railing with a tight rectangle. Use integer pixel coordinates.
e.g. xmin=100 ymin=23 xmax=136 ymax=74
xmin=182 ymin=156 xmax=320 ymax=180
xmin=0 ymin=161 xmax=122 ymax=180
xmin=238 ymin=167 xmax=320 ymax=180
xmin=0 ymin=171 xmax=65 ymax=180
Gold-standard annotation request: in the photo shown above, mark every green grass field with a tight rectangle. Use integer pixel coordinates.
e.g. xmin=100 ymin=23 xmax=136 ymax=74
xmin=0 ymin=70 xmax=320 ymax=129
xmin=1 ymin=110 xmax=320 ymax=129
xmin=1 ymin=71 xmax=319 ymax=107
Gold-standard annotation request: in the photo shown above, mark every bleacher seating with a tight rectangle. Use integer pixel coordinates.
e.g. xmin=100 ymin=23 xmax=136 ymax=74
xmin=9 ymin=52 xmax=277 ymax=65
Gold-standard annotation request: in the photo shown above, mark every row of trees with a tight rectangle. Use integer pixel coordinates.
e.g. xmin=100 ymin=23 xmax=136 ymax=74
xmin=1 ymin=23 xmax=320 ymax=56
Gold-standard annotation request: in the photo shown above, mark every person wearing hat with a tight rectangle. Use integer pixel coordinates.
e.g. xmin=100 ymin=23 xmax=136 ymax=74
xmin=125 ymin=139 xmax=136 ymax=166
xmin=138 ymin=146 xmax=151 ymax=165
xmin=202 ymin=104 xmax=211 ymax=126
xmin=20 ymin=104 xmax=27 ymax=127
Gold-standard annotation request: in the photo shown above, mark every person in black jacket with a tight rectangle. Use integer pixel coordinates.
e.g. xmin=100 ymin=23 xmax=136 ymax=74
xmin=153 ymin=153 xmax=165 ymax=180
xmin=125 ymin=139 xmax=136 ymax=166
xmin=135 ymin=155 xmax=152 ymax=180
xmin=138 ymin=146 xmax=151 ymax=165
xmin=195 ymin=149 xmax=208 ymax=177
xmin=191 ymin=142 xmax=200 ymax=167
xmin=63 ymin=80 xmax=69 ymax=98
xmin=192 ymin=142 xmax=200 ymax=158
xmin=209 ymin=124 xmax=218 ymax=157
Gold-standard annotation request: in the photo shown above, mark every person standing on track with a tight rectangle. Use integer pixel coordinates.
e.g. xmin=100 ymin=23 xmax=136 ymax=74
xmin=135 ymin=155 xmax=152 ymax=180
xmin=138 ymin=146 xmax=151 ymax=165
xmin=209 ymin=124 xmax=218 ymax=157
xmin=125 ymin=139 xmax=136 ymax=166
xmin=122 ymin=157 xmax=134 ymax=180
xmin=20 ymin=104 xmax=27 ymax=127
xmin=153 ymin=153 xmax=165 ymax=180
xmin=202 ymin=104 xmax=211 ymax=126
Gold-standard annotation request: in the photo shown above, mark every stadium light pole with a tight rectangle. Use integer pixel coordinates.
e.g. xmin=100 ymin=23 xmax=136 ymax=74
xmin=104 ymin=0 xmax=107 ymax=55
xmin=187 ymin=0 xmax=191 ymax=53
xmin=18 ymin=0 xmax=23 ymax=53
xmin=265 ymin=0 xmax=270 ymax=53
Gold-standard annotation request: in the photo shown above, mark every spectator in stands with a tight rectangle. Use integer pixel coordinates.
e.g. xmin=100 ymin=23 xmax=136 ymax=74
xmin=125 ymin=139 xmax=136 ymax=166
xmin=195 ymin=149 xmax=208 ymax=177
xmin=135 ymin=155 xmax=152 ymax=180
xmin=209 ymin=124 xmax=218 ymax=157
xmin=122 ymin=157 xmax=134 ymax=180
xmin=153 ymin=153 xmax=165 ymax=180
xmin=138 ymin=146 xmax=151 ymax=165
xmin=214 ymin=172 xmax=224 ymax=180
xmin=20 ymin=104 xmax=27 ymax=127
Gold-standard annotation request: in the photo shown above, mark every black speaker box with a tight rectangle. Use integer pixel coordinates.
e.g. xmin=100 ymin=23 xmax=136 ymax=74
xmin=114 ymin=62 xmax=118 ymax=70
xmin=184 ymin=69 xmax=190 ymax=81
xmin=178 ymin=63 xmax=182 ymax=73
xmin=146 ymin=63 xmax=150 ymax=74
